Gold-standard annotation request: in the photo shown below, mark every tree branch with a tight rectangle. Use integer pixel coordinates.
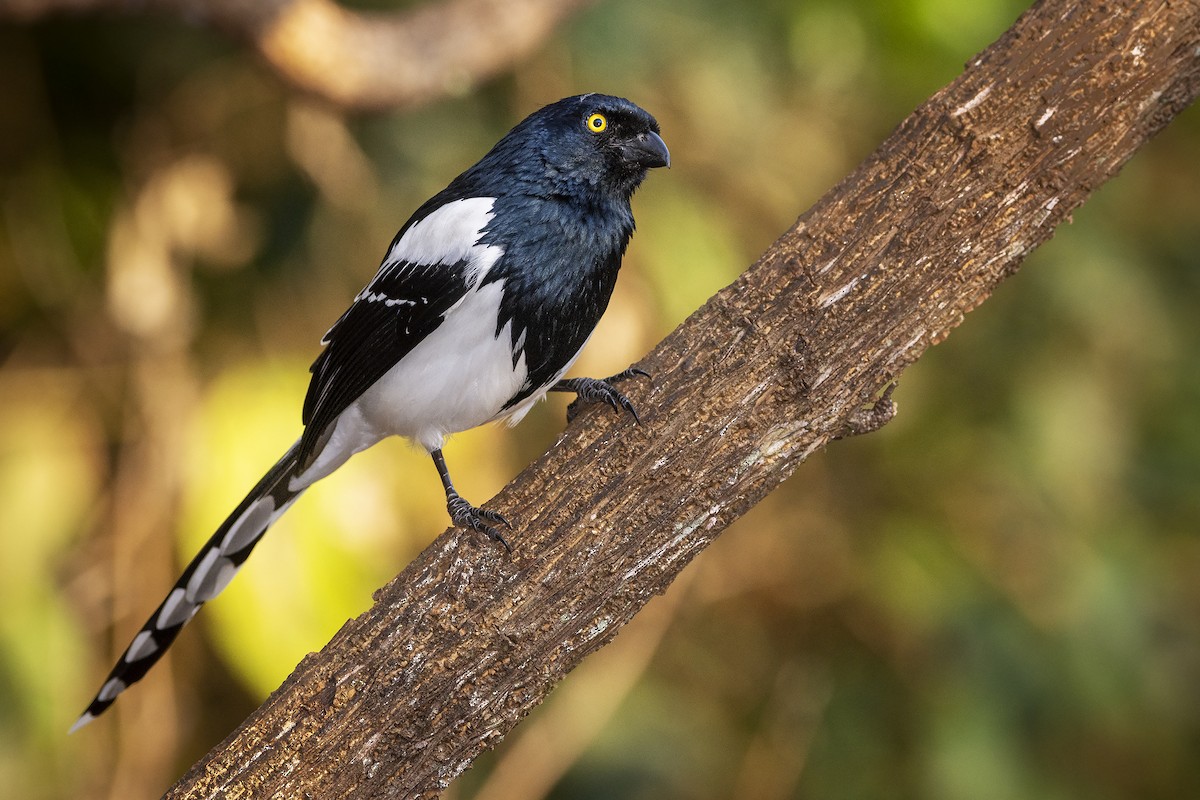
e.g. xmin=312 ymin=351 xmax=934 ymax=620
xmin=159 ymin=0 xmax=1199 ymax=796
xmin=0 ymin=0 xmax=593 ymax=111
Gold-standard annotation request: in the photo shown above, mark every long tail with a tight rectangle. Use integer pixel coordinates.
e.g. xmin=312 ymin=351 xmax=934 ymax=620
xmin=71 ymin=441 xmax=305 ymax=732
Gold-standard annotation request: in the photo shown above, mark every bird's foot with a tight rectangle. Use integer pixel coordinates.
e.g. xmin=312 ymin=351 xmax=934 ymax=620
xmin=446 ymin=492 xmax=513 ymax=552
xmin=556 ymin=368 xmax=650 ymax=423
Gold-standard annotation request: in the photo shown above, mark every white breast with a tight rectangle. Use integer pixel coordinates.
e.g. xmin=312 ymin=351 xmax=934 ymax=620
xmin=354 ymin=277 xmax=529 ymax=452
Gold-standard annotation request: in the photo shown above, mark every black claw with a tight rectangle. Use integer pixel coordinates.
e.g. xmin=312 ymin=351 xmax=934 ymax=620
xmin=478 ymin=506 xmax=512 ymax=530
xmin=447 ymin=493 xmax=513 ymax=552
xmin=607 ymin=367 xmax=651 ymax=384
xmin=486 ymin=527 xmax=514 ymax=553
xmin=554 ymin=369 xmax=650 ymax=424
xmin=616 ymin=391 xmax=642 ymax=424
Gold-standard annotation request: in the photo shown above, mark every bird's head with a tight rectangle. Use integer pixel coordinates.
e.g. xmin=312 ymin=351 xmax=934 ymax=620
xmin=485 ymin=94 xmax=670 ymax=202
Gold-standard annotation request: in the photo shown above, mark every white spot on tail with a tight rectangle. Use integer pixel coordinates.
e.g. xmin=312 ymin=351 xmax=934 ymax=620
xmin=98 ymin=677 xmax=127 ymax=703
xmin=69 ymin=712 xmax=97 ymax=734
xmin=220 ymin=495 xmax=277 ymax=556
xmin=185 ymin=548 xmax=240 ymax=604
xmin=156 ymin=588 xmax=196 ymax=629
xmin=124 ymin=630 xmax=159 ymax=662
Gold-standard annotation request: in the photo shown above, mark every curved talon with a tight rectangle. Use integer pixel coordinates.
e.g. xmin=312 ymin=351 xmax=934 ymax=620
xmin=606 ymin=367 xmax=651 ymax=384
xmin=446 ymin=492 xmax=513 ymax=552
xmin=554 ymin=369 xmax=650 ymax=424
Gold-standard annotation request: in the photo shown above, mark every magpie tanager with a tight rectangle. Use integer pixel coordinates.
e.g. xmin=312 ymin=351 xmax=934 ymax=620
xmin=72 ymin=94 xmax=669 ymax=731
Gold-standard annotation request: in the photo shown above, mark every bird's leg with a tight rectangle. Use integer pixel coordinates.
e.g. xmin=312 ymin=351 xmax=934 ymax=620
xmin=552 ymin=367 xmax=650 ymax=423
xmin=430 ymin=449 xmax=512 ymax=552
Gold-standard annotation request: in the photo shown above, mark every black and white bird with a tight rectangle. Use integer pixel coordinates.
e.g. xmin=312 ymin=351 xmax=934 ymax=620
xmin=72 ymin=93 xmax=669 ymax=731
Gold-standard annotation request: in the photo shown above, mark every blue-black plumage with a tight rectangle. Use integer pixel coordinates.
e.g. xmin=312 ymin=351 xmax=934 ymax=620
xmin=73 ymin=93 xmax=668 ymax=731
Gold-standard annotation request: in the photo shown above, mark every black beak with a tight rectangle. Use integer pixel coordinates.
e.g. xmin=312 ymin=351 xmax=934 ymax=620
xmin=622 ymin=131 xmax=671 ymax=169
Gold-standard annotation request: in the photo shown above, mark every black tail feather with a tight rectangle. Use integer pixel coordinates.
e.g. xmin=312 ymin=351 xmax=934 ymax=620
xmin=71 ymin=441 xmax=304 ymax=732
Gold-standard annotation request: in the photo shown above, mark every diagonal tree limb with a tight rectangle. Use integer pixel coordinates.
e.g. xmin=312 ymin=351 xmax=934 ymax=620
xmin=160 ymin=0 xmax=1200 ymax=796
xmin=0 ymin=0 xmax=593 ymax=111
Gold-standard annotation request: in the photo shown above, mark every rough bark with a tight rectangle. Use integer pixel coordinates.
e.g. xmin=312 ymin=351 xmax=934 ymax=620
xmin=157 ymin=0 xmax=1199 ymax=796
xmin=0 ymin=0 xmax=592 ymax=111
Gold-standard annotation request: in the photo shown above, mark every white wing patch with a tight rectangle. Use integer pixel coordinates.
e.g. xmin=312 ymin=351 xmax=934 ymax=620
xmin=383 ymin=196 xmax=501 ymax=274
xmin=321 ymin=197 xmax=504 ymax=345
xmin=356 ymin=290 xmax=417 ymax=308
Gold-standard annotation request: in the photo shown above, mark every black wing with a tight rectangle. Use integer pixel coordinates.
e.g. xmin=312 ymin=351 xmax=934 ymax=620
xmin=298 ymin=258 xmax=471 ymax=468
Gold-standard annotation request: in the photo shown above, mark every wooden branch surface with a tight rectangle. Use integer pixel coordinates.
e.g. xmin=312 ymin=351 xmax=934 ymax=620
xmin=160 ymin=0 xmax=1200 ymax=796
xmin=0 ymin=0 xmax=592 ymax=111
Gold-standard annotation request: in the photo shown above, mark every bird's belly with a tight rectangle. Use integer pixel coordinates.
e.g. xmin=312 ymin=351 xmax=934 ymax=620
xmin=354 ymin=279 xmax=530 ymax=452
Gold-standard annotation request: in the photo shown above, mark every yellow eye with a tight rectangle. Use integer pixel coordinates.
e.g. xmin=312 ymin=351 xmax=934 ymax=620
xmin=586 ymin=112 xmax=608 ymax=133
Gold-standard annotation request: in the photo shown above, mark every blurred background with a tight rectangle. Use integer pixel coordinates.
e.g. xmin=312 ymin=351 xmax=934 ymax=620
xmin=2 ymin=0 xmax=1198 ymax=797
